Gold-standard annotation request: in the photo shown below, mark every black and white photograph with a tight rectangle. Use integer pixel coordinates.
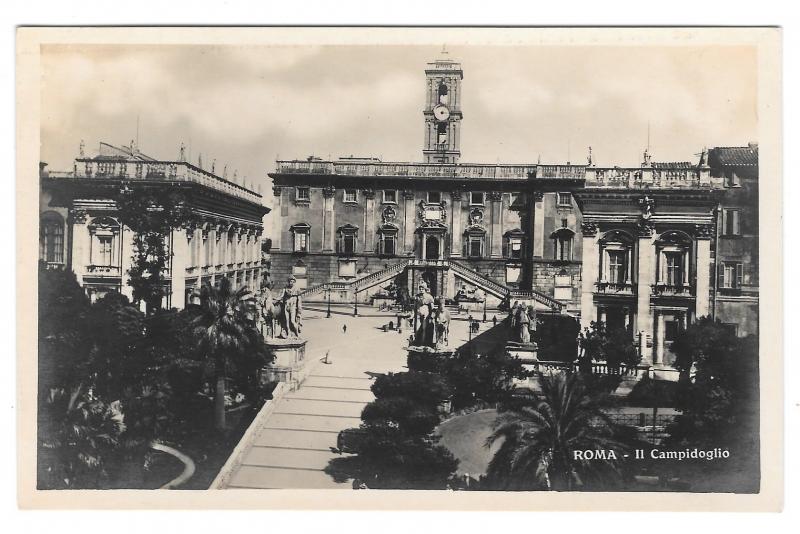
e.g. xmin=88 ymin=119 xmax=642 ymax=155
xmin=15 ymin=26 xmax=783 ymax=511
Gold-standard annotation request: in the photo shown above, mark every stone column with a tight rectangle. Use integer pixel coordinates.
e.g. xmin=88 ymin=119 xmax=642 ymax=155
xmin=654 ymin=310 xmax=666 ymax=365
xmin=403 ymin=190 xmax=415 ymax=254
xmin=694 ymin=224 xmax=713 ymax=318
xmin=170 ymin=228 xmax=190 ymax=309
xmin=272 ymin=186 xmax=282 ymax=251
xmin=363 ymin=189 xmax=375 ymax=253
xmin=68 ymin=209 xmax=90 ymax=286
xmin=489 ymin=191 xmax=503 ymax=258
xmin=450 ymin=190 xmax=462 ymax=257
xmin=533 ymin=191 xmax=545 ymax=257
xmin=635 ymin=221 xmax=656 ymax=364
xmin=580 ymin=222 xmax=598 ymax=331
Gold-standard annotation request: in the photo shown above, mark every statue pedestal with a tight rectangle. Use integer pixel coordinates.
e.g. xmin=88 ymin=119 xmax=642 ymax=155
xmin=505 ymin=341 xmax=537 ymax=360
xmin=259 ymin=337 xmax=308 ymax=390
xmin=406 ymin=344 xmax=454 ymax=373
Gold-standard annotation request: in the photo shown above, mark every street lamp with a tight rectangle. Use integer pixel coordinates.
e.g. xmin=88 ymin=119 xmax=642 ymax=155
xmin=482 ymin=298 xmax=487 ymax=323
xmin=353 ymin=289 xmax=359 ymax=316
xmin=326 ymin=285 xmax=331 ymax=318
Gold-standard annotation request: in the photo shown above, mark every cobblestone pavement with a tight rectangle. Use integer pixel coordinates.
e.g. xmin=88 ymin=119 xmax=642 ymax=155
xmin=222 ymin=304 xmax=502 ymax=489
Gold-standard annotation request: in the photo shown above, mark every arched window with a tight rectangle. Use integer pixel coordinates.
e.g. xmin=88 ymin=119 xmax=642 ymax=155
xmin=336 ymin=224 xmax=359 ymax=255
xmin=290 ymin=223 xmax=311 ymax=253
xmin=656 ymin=231 xmax=692 ymax=288
xmin=378 ymin=224 xmax=398 ymax=256
xmin=598 ymin=230 xmax=634 ymax=287
xmin=40 ymin=212 xmax=65 ymax=264
xmin=438 ymin=81 xmax=449 ymax=105
xmin=552 ymin=228 xmax=575 ymax=261
xmin=463 ymin=226 xmax=486 ymax=259
xmin=227 ymin=226 xmax=236 ymax=265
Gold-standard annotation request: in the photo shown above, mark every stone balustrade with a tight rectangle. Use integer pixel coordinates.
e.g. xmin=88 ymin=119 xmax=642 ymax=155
xmin=69 ymin=158 xmax=262 ymax=204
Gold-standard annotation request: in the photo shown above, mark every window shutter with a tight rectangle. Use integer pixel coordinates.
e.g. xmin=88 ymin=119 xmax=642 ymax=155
xmin=722 ymin=210 xmax=728 ymax=235
xmin=718 ymin=262 xmax=725 ymax=289
xmin=733 ymin=211 xmax=740 ymax=235
xmin=736 ymin=263 xmax=744 ymax=288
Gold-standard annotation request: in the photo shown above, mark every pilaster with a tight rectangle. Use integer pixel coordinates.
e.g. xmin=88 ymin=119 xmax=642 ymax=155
xmin=489 ymin=191 xmax=503 ymax=258
xmin=68 ymin=208 xmax=89 ymax=285
xmin=322 ymin=186 xmax=335 ymax=252
xmin=533 ymin=191 xmax=545 ymax=257
xmin=363 ymin=189 xmax=375 ymax=253
xmin=695 ymin=224 xmax=713 ymax=318
xmin=170 ymin=228 xmax=190 ymax=309
xmin=403 ymin=190 xmax=415 ymax=254
xmin=635 ymin=222 xmax=656 ymax=364
xmin=450 ymin=190 xmax=462 ymax=257
xmin=580 ymin=221 xmax=598 ymax=331
xmin=272 ymin=186 xmax=282 ymax=251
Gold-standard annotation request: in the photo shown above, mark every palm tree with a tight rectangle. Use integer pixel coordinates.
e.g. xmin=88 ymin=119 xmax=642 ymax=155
xmin=486 ymin=372 xmax=630 ymax=491
xmin=192 ymin=277 xmax=255 ymax=431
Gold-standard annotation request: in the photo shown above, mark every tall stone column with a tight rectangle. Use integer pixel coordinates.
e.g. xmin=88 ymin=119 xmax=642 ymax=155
xmin=322 ymin=186 xmax=335 ymax=252
xmin=170 ymin=228 xmax=190 ymax=309
xmin=580 ymin=222 xmax=598 ymax=331
xmin=272 ymin=186 xmax=282 ymax=251
xmin=363 ymin=189 xmax=375 ymax=253
xmin=450 ymin=190 xmax=462 ymax=257
xmin=489 ymin=191 xmax=503 ymax=258
xmin=403 ymin=190 xmax=415 ymax=254
xmin=533 ymin=192 xmax=545 ymax=257
xmin=636 ymin=221 xmax=656 ymax=364
xmin=694 ymin=224 xmax=713 ymax=318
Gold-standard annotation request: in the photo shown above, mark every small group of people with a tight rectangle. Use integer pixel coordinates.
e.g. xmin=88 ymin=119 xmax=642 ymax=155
xmin=509 ymin=300 xmax=538 ymax=344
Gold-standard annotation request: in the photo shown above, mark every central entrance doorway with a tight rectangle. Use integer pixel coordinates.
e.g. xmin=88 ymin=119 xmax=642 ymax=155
xmin=425 ymin=235 xmax=440 ymax=260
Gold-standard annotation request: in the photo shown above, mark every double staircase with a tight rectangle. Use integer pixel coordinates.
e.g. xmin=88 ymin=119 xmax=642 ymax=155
xmin=299 ymin=257 xmax=563 ymax=312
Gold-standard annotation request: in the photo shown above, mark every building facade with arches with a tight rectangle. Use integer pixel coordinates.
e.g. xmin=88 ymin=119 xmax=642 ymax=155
xmin=39 ymin=141 xmax=270 ymax=310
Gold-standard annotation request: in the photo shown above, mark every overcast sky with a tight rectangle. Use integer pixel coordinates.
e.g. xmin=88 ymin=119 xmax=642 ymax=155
xmin=41 ymin=43 xmax=757 ymax=197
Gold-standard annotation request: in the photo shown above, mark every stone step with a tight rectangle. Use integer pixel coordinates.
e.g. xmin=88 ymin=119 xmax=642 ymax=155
xmin=303 ymin=375 xmax=375 ymax=390
xmin=240 ymin=446 xmax=337 ymax=471
xmin=286 ymin=387 xmax=375 ymax=404
xmin=264 ymin=413 xmax=362 ymax=433
xmin=227 ymin=465 xmax=347 ymax=489
xmin=275 ymin=398 xmax=367 ymax=418
xmin=253 ymin=428 xmax=341 ymax=451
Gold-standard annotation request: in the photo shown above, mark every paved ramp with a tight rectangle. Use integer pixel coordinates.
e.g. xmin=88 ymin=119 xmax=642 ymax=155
xmin=223 ymin=371 xmax=375 ymax=489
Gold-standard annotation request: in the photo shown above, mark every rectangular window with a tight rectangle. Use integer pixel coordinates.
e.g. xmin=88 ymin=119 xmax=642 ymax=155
xmin=344 ymin=189 xmax=357 ymax=203
xmin=382 ymin=235 xmax=396 ymax=256
xmin=296 ymin=187 xmax=310 ymax=201
xmin=557 ymin=237 xmax=572 ymax=261
xmin=294 ymin=231 xmax=308 ymax=252
xmin=723 ymin=209 xmax=741 ymax=236
xmin=665 ymin=252 xmax=682 ymax=286
xmin=427 ymin=191 xmax=441 ymax=204
xmin=383 ymin=190 xmax=397 ymax=203
xmin=608 ymin=250 xmax=626 ymax=284
xmin=557 ymin=192 xmax=572 ymax=207
xmin=509 ymin=237 xmax=523 ymax=259
xmin=343 ymin=234 xmax=356 ymax=255
xmin=468 ymin=236 xmax=483 ymax=258
xmin=721 ymin=262 xmax=744 ymax=289
xmin=98 ymin=236 xmax=113 ymax=266
xmin=470 ymin=192 xmax=484 ymax=205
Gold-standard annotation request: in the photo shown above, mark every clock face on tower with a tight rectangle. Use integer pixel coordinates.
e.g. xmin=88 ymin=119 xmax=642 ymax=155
xmin=433 ymin=104 xmax=450 ymax=122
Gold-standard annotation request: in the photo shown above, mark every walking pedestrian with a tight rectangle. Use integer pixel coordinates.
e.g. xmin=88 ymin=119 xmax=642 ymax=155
xmin=342 ymin=324 xmax=347 ymax=334
xmin=492 ymin=315 xmax=497 ymax=327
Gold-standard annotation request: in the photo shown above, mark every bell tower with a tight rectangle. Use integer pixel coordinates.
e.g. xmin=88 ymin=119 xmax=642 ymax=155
xmin=423 ymin=54 xmax=463 ymax=164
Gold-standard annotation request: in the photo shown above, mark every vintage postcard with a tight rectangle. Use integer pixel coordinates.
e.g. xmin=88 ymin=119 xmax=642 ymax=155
xmin=16 ymin=27 xmax=782 ymax=510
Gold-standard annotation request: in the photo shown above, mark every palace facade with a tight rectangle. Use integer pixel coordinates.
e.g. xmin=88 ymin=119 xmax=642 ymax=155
xmin=268 ymin=56 xmax=759 ymax=368
xmin=39 ymin=141 xmax=270 ymax=309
